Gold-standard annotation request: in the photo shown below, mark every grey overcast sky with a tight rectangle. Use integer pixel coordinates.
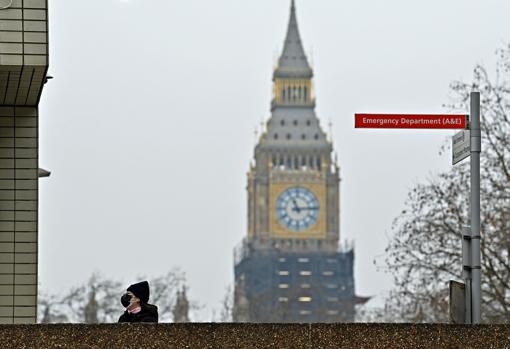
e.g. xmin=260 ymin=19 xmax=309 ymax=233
xmin=39 ymin=0 xmax=510 ymax=320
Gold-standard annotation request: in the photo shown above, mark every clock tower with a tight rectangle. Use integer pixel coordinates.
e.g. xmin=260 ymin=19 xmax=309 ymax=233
xmin=234 ymin=1 xmax=367 ymax=323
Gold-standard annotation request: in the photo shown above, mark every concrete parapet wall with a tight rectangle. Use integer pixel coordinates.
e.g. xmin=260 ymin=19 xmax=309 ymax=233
xmin=1 ymin=323 xmax=510 ymax=348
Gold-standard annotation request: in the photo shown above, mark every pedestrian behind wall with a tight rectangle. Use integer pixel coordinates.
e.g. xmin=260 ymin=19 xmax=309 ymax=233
xmin=118 ymin=281 xmax=159 ymax=323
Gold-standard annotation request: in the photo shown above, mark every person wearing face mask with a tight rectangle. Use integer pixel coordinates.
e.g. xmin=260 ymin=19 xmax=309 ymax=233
xmin=118 ymin=281 xmax=158 ymax=323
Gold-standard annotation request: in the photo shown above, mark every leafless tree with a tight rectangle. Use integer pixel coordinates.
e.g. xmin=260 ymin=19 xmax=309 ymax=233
xmin=217 ymin=285 xmax=234 ymax=322
xmin=38 ymin=291 xmax=69 ymax=323
xmin=38 ymin=269 xmax=193 ymax=323
xmin=377 ymin=44 xmax=510 ymax=323
xmin=58 ymin=273 xmax=123 ymax=323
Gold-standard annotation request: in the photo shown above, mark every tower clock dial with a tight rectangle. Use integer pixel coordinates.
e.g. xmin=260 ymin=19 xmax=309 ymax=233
xmin=276 ymin=187 xmax=320 ymax=231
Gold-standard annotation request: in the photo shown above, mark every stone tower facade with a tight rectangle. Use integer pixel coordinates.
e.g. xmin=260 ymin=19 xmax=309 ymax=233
xmin=246 ymin=0 xmax=339 ymax=254
xmin=234 ymin=1 xmax=366 ymax=323
xmin=0 ymin=0 xmax=49 ymax=324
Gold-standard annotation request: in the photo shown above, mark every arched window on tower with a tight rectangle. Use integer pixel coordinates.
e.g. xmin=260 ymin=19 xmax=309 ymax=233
xmin=286 ymin=156 xmax=292 ymax=169
xmin=298 ymin=86 xmax=302 ymax=100
xmin=301 ymin=156 xmax=307 ymax=169
xmin=294 ymin=156 xmax=299 ymax=170
xmin=282 ymin=88 xmax=286 ymax=102
xmin=304 ymin=86 xmax=308 ymax=101
xmin=272 ymin=155 xmax=277 ymax=167
xmin=308 ymin=156 xmax=314 ymax=169
xmin=317 ymin=157 xmax=322 ymax=171
xmin=287 ymin=86 xmax=292 ymax=101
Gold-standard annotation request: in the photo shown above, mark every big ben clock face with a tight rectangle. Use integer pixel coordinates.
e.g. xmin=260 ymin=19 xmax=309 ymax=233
xmin=276 ymin=187 xmax=320 ymax=231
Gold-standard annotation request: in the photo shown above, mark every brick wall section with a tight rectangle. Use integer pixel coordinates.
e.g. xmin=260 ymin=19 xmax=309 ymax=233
xmin=1 ymin=323 xmax=510 ymax=348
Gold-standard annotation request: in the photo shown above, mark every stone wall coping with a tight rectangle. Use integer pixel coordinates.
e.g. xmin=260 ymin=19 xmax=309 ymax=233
xmin=1 ymin=323 xmax=510 ymax=348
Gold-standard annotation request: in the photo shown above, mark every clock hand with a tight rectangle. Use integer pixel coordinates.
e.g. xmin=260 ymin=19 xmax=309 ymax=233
xmin=297 ymin=206 xmax=319 ymax=211
xmin=291 ymin=198 xmax=301 ymax=213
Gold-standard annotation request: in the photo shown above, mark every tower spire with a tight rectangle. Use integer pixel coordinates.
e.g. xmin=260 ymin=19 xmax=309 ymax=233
xmin=274 ymin=0 xmax=313 ymax=79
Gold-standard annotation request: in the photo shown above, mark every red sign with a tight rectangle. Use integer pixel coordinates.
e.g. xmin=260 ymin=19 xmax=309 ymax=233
xmin=355 ymin=114 xmax=468 ymax=129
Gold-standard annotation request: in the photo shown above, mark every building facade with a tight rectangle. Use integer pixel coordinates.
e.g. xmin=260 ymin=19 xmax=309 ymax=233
xmin=234 ymin=1 xmax=366 ymax=323
xmin=0 ymin=0 xmax=49 ymax=324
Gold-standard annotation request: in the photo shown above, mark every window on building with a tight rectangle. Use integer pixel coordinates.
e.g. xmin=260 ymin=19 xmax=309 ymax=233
xmin=282 ymin=88 xmax=286 ymax=101
xmin=281 ymin=119 xmax=285 ymax=126
xmin=304 ymin=86 xmax=308 ymax=101
xmin=306 ymin=120 xmax=311 ymax=126
xmin=278 ymin=271 xmax=289 ymax=276
xmin=327 ymin=297 xmax=339 ymax=302
xmin=325 ymin=284 xmax=338 ymax=289
xmin=278 ymin=297 xmax=289 ymax=302
xmin=301 ymin=284 xmax=311 ymax=289
xmin=300 ymin=310 xmax=312 ymax=315
xmin=323 ymin=271 xmax=334 ymax=276
xmin=327 ymin=310 xmax=339 ymax=316
xmin=286 ymin=133 xmax=291 ymax=140
xmin=279 ymin=258 xmax=286 ymax=262
xmin=299 ymin=297 xmax=312 ymax=302
xmin=300 ymin=271 xmax=312 ymax=276
xmin=278 ymin=284 xmax=289 ymax=289
xmin=298 ymin=258 xmax=309 ymax=263
xmin=301 ymin=134 xmax=306 ymax=140
xmin=293 ymin=120 xmax=298 ymax=126
xmin=274 ymin=133 xmax=279 ymax=140
xmin=314 ymin=133 xmax=319 ymax=140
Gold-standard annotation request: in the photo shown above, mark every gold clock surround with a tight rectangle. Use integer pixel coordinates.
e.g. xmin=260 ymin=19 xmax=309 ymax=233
xmin=269 ymin=182 xmax=327 ymax=239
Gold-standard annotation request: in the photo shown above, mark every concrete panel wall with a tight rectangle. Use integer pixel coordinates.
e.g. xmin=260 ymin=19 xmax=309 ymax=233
xmin=0 ymin=0 xmax=48 ymax=66
xmin=0 ymin=0 xmax=47 ymax=324
xmin=0 ymin=0 xmax=48 ymax=106
xmin=0 ymin=106 xmax=37 ymax=324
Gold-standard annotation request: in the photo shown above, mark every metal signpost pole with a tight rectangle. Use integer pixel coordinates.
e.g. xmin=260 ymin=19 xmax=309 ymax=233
xmin=462 ymin=226 xmax=472 ymax=324
xmin=470 ymin=92 xmax=481 ymax=324
xmin=354 ymin=111 xmax=477 ymax=323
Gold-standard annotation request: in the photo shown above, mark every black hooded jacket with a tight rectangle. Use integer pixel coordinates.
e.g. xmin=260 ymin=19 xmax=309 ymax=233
xmin=118 ymin=303 xmax=158 ymax=323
